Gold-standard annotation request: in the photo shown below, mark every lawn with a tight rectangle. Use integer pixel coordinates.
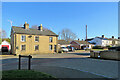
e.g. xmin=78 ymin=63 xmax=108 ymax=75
xmin=91 ymin=49 xmax=108 ymax=51
xmin=2 ymin=70 xmax=57 ymax=80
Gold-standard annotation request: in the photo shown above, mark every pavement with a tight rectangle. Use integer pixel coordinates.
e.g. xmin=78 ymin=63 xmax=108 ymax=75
xmin=0 ymin=52 xmax=90 ymax=59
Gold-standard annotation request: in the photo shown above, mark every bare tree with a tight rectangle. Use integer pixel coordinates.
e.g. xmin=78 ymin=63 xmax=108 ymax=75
xmin=59 ymin=28 xmax=77 ymax=41
xmin=2 ymin=30 xmax=7 ymax=38
xmin=0 ymin=29 xmax=7 ymax=39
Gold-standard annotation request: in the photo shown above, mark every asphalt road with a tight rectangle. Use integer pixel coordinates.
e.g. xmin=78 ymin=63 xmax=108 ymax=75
xmin=1 ymin=53 xmax=120 ymax=79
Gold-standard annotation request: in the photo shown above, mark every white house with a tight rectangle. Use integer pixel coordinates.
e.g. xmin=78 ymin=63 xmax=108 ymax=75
xmin=0 ymin=40 xmax=11 ymax=51
xmin=89 ymin=35 xmax=119 ymax=47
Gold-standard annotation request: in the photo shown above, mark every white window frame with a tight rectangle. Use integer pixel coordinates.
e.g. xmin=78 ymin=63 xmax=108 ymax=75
xmin=49 ymin=37 xmax=53 ymax=43
xmin=21 ymin=35 xmax=26 ymax=42
xmin=35 ymin=45 xmax=39 ymax=51
xmin=35 ymin=36 xmax=39 ymax=42
xmin=21 ymin=45 xmax=26 ymax=51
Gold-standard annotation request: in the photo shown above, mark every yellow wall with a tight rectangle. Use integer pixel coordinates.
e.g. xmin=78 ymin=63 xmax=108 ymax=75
xmin=12 ymin=34 xmax=58 ymax=55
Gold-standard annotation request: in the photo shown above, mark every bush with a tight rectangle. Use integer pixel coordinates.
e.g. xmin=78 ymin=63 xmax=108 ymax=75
xmin=106 ymin=45 xmax=111 ymax=48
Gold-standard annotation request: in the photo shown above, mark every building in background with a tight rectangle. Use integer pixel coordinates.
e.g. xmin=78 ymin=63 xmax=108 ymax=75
xmin=58 ymin=40 xmax=70 ymax=48
xmin=70 ymin=39 xmax=93 ymax=50
xmin=89 ymin=35 xmax=120 ymax=47
xmin=10 ymin=22 xmax=58 ymax=55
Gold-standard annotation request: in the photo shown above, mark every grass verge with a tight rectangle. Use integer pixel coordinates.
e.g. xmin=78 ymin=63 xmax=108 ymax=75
xmin=2 ymin=70 xmax=57 ymax=80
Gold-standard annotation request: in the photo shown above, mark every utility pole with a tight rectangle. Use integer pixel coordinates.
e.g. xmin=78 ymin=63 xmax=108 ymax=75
xmin=86 ymin=25 xmax=88 ymax=48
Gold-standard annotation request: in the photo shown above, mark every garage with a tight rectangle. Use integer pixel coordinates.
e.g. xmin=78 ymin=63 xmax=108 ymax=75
xmin=0 ymin=40 xmax=11 ymax=53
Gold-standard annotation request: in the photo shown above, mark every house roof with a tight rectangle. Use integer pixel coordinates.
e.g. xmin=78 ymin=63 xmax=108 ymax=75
xmin=96 ymin=37 xmax=119 ymax=41
xmin=74 ymin=40 xmax=90 ymax=44
xmin=12 ymin=26 xmax=58 ymax=36
xmin=85 ymin=38 xmax=94 ymax=41
xmin=1 ymin=40 xmax=10 ymax=45
xmin=58 ymin=40 xmax=70 ymax=45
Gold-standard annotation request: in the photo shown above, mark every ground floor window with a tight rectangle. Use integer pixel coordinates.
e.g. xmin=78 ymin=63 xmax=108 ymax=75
xmin=54 ymin=45 xmax=57 ymax=52
xmin=21 ymin=45 xmax=26 ymax=51
xmin=35 ymin=45 xmax=39 ymax=50
xmin=49 ymin=45 xmax=52 ymax=50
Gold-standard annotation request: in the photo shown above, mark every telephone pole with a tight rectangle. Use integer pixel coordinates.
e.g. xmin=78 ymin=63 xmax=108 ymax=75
xmin=86 ymin=25 xmax=87 ymax=48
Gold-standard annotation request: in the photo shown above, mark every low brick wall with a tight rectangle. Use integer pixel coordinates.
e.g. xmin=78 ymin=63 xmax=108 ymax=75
xmin=90 ymin=51 xmax=100 ymax=58
xmin=100 ymin=51 xmax=120 ymax=60
xmin=90 ymin=51 xmax=120 ymax=60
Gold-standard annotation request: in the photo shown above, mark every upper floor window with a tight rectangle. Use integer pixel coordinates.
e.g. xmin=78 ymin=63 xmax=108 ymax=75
xmin=21 ymin=45 xmax=26 ymax=51
xmin=35 ymin=45 xmax=39 ymax=50
xmin=21 ymin=35 xmax=26 ymax=42
xmin=35 ymin=36 xmax=39 ymax=42
xmin=49 ymin=37 xmax=53 ymax=42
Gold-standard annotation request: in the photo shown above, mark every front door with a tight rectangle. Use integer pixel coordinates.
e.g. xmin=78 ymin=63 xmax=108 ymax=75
xmin=54 ymin=45 xmax=56 ymax=52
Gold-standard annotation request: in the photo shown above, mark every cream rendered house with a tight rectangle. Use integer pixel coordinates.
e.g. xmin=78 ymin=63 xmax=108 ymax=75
xmin=10 ymin=22 xmax=58 ymax=55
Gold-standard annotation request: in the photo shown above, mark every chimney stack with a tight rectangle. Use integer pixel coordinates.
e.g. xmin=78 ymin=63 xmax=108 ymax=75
xmin=24 ymin=22 xmax=29 ymax=29
xmin=118 ymin=37 xmax=120 ymax=39
xmin=112 ymin=36 xmax=114 ymax=39
xmin=38 ymin=24 xmax=43 ymax=31
xmin=102 ymin=35 xmax=105 ymax=38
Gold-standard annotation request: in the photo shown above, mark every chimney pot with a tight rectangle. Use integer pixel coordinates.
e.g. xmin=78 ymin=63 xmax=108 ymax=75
xmin=102 ymin=35 xmax=105 ymax=38
xmin=24 ymin=22 xmax=29 ymax=29
xmin=38 ymin=24 xmax=43 ymax=31
xmin=112 ymin=36 xmax=114 ymax=39
xmin=118 ymin=37 xmax=120 ymax=39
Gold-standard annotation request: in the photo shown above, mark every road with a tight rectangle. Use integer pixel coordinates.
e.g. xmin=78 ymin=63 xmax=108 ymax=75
xmin=1 ymin=53 xmax=119 ymax=79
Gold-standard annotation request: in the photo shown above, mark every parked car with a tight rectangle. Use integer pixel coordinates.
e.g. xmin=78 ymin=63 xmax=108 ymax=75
xmin=67 ymin=46 xmax=75 ymax=51
xmin=84 ymin=47 xmax=91 ymax=50
xmin=58 ymin=47 xmax=69 ymax=53
xmin=1 ymin=47 xmax=8 ymax=52
xmin=67 ymin=46 xmax=72 ymax=51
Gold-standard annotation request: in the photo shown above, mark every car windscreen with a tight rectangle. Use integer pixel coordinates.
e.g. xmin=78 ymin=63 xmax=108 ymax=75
xmin=61 ymin=47 xmax=67 ymax=49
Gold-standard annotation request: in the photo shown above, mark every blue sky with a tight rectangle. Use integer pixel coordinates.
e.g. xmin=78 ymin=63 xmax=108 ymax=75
xmin=2 ymin=2 xmax=118 ymax=40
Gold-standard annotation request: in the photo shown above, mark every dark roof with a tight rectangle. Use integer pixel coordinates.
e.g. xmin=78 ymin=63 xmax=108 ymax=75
xmin=96 ymin=37 xmax=119 ymax=41
xmin=74 ymin=40 xmax=90 ymax=44
xmin=58 ymin=40 xmax=70 ymax=45
xmin=85 ymin=38 xmax=94 ymax=41
xmin=12 ymin=26 xmax=58 ymax=36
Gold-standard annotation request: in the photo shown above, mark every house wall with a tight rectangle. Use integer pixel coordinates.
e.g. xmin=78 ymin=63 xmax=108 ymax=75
xmin=91 ymin=38 xmax=113 ymax=46
xmin=11 ymin=33 xmax=58 ymax=55
xmin=10 ymin=29 xmax=15 ymax=54
xmin=91 ymin=38 xmax=102 ymax=46
xmin=90 ymin=38 xmax=119 ymax=47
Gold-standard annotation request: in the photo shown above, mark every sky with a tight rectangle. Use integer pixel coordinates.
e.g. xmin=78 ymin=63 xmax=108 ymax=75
xmin=2 ymin=2 xmax=118 ymax=40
